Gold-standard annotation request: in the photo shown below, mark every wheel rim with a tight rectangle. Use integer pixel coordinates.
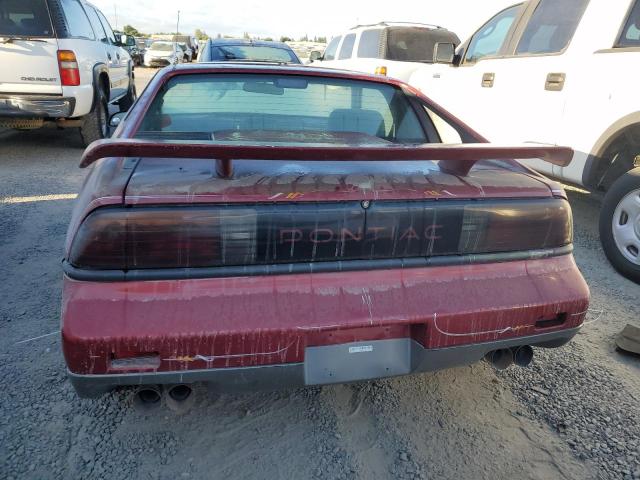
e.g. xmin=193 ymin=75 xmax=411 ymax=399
xmin=612 ymin=188 xmax=640 ymax=265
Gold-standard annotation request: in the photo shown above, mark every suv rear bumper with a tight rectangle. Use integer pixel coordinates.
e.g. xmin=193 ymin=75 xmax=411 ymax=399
xmin=68 ymin=327 xmax=580 ymax=398
xmin=0 ymin=94 xmax=75 ymax=118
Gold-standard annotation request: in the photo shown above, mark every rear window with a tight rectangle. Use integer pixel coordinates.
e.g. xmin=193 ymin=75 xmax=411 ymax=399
xmin=137 ymin=74 xmax=427 ymax=145
xmin=357 ymin=29 xmax=383 ymax=58
xmin=617 ymin=1 xmax=640 ymax=47
xmin=515 ymin=0 xmax=589 ymax=55
xmin=386 ymin=27 xmax=460 ymax=63
xmin=208 ymin=45 xmax=298 ymax=63
xmin=0 ymin=0 xmax=53 ymax=37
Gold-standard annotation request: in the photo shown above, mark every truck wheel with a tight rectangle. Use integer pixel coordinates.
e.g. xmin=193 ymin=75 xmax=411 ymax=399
xmin=599 ymin=167 xmax=640 ymax=283
xmin=79 ymin=88 xmax=108 ymax=147
xmin=117 ymin=81 xmax=137 ymax=112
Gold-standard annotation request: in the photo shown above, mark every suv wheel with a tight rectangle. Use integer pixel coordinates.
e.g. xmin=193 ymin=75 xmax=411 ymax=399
xmin=79 ymin=88 xmax=108 ymax=147
xmin=599 ymin=167 xmax=640 ymax=283
xmin=117 ymin=81 xmax=137 ymax=112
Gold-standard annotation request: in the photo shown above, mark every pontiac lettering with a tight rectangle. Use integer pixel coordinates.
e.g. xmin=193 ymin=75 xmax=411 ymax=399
xmin=279 ymin=225 xmax=443 ymax=244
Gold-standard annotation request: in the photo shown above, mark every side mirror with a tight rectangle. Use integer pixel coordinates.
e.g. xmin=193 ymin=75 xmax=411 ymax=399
xmin=309 ymin=51 xmax=323 ymax=62
xmin=109 ymin=112 xmax=126 ymax=128
xmin=118 ymin=34 xmax=128 ymax=46
xmin=433 ymin=42 xmax=455 ymax=64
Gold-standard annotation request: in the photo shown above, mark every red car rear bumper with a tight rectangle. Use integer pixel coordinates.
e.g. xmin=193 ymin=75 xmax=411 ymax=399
xmin=62 ymin=254 xmax=589 ymax=397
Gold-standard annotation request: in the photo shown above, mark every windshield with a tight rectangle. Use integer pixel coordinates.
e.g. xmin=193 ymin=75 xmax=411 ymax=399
xmin=150 ymin=42 xmax=174 ymax=51
xmin=0 ymin=0 xmax=53 ymax=37
xmin=209 ymin=45 xmax=299 ymax=63
xmin=136 ymin=74 xmax=426 ymax=144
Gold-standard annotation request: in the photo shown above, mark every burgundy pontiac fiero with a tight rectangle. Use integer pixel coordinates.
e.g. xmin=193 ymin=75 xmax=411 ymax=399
xmin=62 ymin=63 xmax=589 ymax=404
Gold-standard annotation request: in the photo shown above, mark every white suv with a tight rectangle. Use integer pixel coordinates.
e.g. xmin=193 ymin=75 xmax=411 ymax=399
xmin=0 ymin=0 xmax=135 ymax=146
xmin=310 ymin=22 xmax=459 ymax=83
xmin=410 ymin=0 xmax=640 ymax=283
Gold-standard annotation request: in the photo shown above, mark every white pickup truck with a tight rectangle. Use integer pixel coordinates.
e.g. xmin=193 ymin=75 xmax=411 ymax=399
xmin=410 ymin=0 xmax=640 ymax=283
xmin=310 ymin=22 xmax=460 ymax=83
xmin=0 ymin=0 xmax=135 ymax=146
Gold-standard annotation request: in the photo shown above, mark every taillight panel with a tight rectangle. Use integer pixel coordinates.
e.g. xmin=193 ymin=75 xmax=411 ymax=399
xmin=58 ymin=50 xmax=80 ymax=86
xmin=68 ymin=199 xmax=573 ymax=271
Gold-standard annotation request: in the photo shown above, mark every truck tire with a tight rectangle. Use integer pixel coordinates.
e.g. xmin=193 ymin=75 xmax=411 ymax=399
xmin=80 ymin=88 xmax=108 ymax=147
xmin=599 ymin=167 xmax=640 ymax=283
xmin=117 ymin=80 xmax=137 ymax=112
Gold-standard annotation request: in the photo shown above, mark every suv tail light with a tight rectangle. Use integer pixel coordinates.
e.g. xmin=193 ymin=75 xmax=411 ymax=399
xmin=58 ymin=50 xmax=80 ymax=86
xmin=68 ymin=199 xmax=573 ymax=271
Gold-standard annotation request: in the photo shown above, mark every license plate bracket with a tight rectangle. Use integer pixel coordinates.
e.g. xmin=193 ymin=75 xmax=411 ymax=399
xmin=304 ymin=339 xmax=412 ymax=385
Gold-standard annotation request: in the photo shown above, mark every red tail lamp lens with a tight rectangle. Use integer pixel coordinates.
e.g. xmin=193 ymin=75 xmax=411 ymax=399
xmin=58 ymin=50 xmax=80 ymax=86
xmin=68 ymin=199 xmax=573 ymax=271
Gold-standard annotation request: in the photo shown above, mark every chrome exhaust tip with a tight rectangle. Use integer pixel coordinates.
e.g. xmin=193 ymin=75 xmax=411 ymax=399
xmin=485 ymin=348 xmax=514 ymax=370
xmin=513 ymin=345 xmax=534 ymax=368
xmin=165 ymin=384 xmax=196 ymax=414
xmin=132 ymin=385 xmax=163 ymax=413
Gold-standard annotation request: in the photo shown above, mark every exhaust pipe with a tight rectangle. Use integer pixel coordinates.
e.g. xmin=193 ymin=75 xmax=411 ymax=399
xmin=165 ymin=384 xmax=196 ymax=414
xmin=512 ymin=345 xmax=534 ymax=368
xmin=485 ymin=349 xmax=514 ymax=370
xmin=133 ymin=385 xmax=163 ymax=413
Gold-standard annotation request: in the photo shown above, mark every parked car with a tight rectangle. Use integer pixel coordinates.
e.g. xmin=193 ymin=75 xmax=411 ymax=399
xmin=0 ymin=0 xmax=136 ymax=146
xmin=198 ymin=38 xmax=301 ymax=63
xmin=61 ymin=63 xmax=589 ymax=403
xmin=177 ymin=42 xmax=192 ymax=63
xmin=144 ymin=41 xmax=182 ymax=67
xmin=311 ymin=22 xmax=460 ymax=82
xmin=114 ymin=32 xmax=143 ymax=66
xmin=410 ymin=0 xmax=640 ymax=283
xmin=172 ymin=34 xmax=197 ymax=58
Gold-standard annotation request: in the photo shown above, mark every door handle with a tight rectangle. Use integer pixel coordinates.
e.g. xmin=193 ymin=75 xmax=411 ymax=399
xmin=545 ymin=73 xmax=566 ymax=91
xmin=107 ymin=53 xmax=112 ymax=60
xmin=116 ymin=54 xmax=120 ymax=60
xmin=481 ymin=72 xmax=495 ymax=88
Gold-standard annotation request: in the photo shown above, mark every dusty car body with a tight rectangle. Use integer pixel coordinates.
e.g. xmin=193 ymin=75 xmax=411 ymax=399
xmin=61 ymin=64 xmax=589 ymax=400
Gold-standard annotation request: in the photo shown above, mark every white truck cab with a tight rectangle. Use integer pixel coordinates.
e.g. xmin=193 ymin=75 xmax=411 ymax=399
xmin=0 ymin=0 xmax=135 ymax=146
xmin=310 ymin=22 xmax=460 ymax=83
xmin=410 ymin=0 xmax=640 ymax=283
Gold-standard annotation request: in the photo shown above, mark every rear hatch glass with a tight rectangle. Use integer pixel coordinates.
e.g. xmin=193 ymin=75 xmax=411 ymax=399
xmin=0 ymin=0 xmax=61 ymax=94
xmin=385 ymin=27 xmax=460 ymax=63
xmin=0 ymin=0 xmax=54 ymax=37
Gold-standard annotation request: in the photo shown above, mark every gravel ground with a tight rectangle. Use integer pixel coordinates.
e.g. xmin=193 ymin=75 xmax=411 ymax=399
xmin=0 ymin=68 xmax=639 ymax=479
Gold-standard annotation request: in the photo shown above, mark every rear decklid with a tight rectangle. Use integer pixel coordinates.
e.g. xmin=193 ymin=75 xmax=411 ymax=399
xmin=0 ymin=0 xmax=61 ymax=95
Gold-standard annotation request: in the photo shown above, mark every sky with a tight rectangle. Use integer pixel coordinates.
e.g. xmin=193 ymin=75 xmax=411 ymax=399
xmin=90 ymin=0 xmax=517 ymax=42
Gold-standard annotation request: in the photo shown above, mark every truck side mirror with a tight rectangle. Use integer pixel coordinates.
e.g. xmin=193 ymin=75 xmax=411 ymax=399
xmin=309 ymin=51 xmax=323 ymax=63
xmin=433 ymin=42 xmax=455 ymax=64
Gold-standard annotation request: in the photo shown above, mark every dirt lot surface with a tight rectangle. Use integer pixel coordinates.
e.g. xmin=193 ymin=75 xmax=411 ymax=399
xmin=1 ymin=68 xmax=639 ymax=480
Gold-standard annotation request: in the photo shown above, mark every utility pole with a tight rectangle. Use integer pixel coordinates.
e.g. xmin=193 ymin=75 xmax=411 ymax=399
xmin=114 ymin=4 xmax=118 ymax=30
xmin=176 ymin=10 xmax=181 ymax=37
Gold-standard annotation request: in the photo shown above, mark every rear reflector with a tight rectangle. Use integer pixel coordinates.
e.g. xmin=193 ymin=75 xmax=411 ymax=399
xmin=68 ymin=199 xmax=573 ymax=271
xmin=58 ymin=50 xmax=80 ymax=86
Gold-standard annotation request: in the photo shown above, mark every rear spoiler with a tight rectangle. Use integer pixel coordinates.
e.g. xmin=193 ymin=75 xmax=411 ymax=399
xmin=80 ymin=139 xmax=573 ymax=177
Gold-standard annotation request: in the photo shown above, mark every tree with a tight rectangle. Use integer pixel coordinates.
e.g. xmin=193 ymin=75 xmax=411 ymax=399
xmin=243 ymin=32 xmax=250 ymax=39
xmin=195 ymin=29 xmax=209 ymax=41
xmin=280 ymin=36 xmax=292 ymax=43
xmin=263 ymin=37 xmax=273 ymax=41
xmin=122 ymin=25 xmax=141 ymax=37
xmin=299 ymin=34 xmax=309 ymax=42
